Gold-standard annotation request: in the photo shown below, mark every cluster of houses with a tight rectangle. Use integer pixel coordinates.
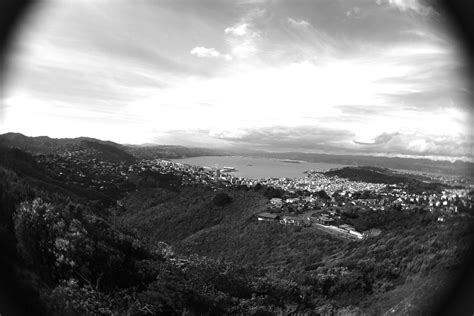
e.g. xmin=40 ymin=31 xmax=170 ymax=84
xmin=255 ymin=171 xmax=387 ymax=196
xmin=36 ymin=154 xmax=129 ymax=192
xmin=37 ymin=154 xmax=472 ymax=221
xmin=32 ymin=154 xmax=473 ymax=243
xmin=129 ymin=159 xmax=243 ymax=189
xmin=256 ymin=211 xmax=382 ymax=240
xmin=130 ymin=159 xmax=472 ymax=222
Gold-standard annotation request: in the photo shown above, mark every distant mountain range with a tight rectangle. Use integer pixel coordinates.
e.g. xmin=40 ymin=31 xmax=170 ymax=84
xmin=0 ymin=133 xmax=472 ymax=176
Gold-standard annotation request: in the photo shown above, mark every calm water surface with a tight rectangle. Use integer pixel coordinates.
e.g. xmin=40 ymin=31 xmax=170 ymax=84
xmin=172 ymin=156 xmax=347 ymax=179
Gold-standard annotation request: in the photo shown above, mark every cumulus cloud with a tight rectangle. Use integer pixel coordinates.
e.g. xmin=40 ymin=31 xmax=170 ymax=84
xmin=3 ymin=0 xmax=470 ymax=161
xmin=353 ymin=132 xmax=472 ymax=159
xmin=190 ymin=47 xmax=232 ymax=60
xmin=224 ymin=23 xmax=249 ymax=36
xmin=225 ymin=25 xmax=259 ymax=59
xmin=206 ymin=124 xmax=473 ymax=160
xmin=287 ymin=18 xmax=311 ymax=27
xmin=224 ymin=8 xmax=265 ymax=59
xmin=375 ymin=0 xmax=434 ymax=16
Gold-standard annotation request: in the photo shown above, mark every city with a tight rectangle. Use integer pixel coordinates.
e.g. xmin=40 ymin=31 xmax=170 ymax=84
xmin=1 ymin=0 xmax=473 ymax=314
xmin=34 ymin=151 xmax=473 ymax=243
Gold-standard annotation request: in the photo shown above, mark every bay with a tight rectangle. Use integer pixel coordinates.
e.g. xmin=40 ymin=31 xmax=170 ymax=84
xmin=172 ymin=156 xmax=347 ymax=179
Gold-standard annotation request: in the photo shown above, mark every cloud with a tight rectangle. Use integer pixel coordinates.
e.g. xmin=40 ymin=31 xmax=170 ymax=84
xmin=335 ymin=105 xmax=383 ymax=116
xmin=2 ymin=0 xmax=470 ymax=161
xmin=190 ymin=47 xmax=232 ymax=60
xmin=210 ymin=125 xmax=355 ymax=152
xmin=353 ymin=132 xmax=473 ymax=159
xmin=287 ymin=18 xmax=311 ymax=27
xmin=345 ymin=6 xmax=362 ymax=18
xmin=224 ymin=8 xmax=265 ymax=59
xmin=151 ymin=129 xmax=231 ymax=148
xmin=225 ymin=25 xmax=260 ymax=59
xmin=224 ymin=23 xmax=249 ymax=36
xmin=210 ymin=126 xmax=473 ymax=160
xmin=400 ymin=29 xmax=445 ymax=43
xmin=230 ymin=40 xmax=258 ymax=59
xmin=354 ymin=133 xmax=399 ymax=145
xmin=375 ymin=0 xmax=434 ymax=16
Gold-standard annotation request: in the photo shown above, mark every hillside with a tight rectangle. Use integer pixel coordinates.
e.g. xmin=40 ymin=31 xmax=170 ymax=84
xmin=0 ymin=133 xmax=230 ymax=162
xmin=0 ymin=145 xmax=113 ymax=205
xmin=125 ymin=144 xmax=232 ymax=160
xmin=324 ymin=166 xmax=447 ymax=193
xmin=255 ymin=151 xmax=473 ymax=177
xmin=0 ymin=133 xmax=135 ymax=164
xmin=115 ymin=187 xmax=267 ymax=243
xmin=0 ymin=164 xmax=336 ymax=315
xmin=114 ymin=185 xmax=474 ymax=314
xmin=1 ymin=134 xmax=473 ymax=314
xmin=2 ymin=133 xmax=471 ymax=177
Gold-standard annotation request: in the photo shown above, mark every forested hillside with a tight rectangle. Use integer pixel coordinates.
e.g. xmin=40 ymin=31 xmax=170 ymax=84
xmin=324 ymin=166 xmax=447 ymax=194
xmin=0 ymin=133 xmax=135 ymax=164
xmin=115 ymin=185 xmax=474 ymax=315
xmin=0 ymin=156 xmax=317 ymax=315
xmin=125 ymin=145 xmax=232 ymax=160
xmin=0 ymin=144 xmax=473 ymax=315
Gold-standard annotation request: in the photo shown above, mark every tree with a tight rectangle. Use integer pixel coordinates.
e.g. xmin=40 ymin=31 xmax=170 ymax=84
xmin=14 ymin=198 xmax=62 ymax=280
xmin=213 ymin=193 xmax=232 ymax=206
xmin=315 ymin=190 xmax=330 ymax=200
xmin=263 ymin=187 xmax=283 ymax=199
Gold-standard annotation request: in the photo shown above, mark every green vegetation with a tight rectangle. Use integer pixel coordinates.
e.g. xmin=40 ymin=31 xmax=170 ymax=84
xmin=213 ymin=192 xmax=233 ymax=206
xmin=325 ymin=166 xmax=447 ymax=194
xmin=0 ymin=177 xmax=316 ymax=315
xmin=115 ymin=185 xmax=474 ymax=314
xmin=0 ymin=143 xmax=473 ymax=315
xmin=126 ymin=145 xmax=231 ymax=160
xmin=0 ymin=133 xmax=135 ymax=164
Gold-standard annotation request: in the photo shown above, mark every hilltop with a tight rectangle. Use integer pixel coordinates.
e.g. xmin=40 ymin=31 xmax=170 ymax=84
xmin=0 ymin=133 xmax=135 ymax=164
xmin=0 ymin=133 xmax=233 ymax=162
xmin=1 ymin=133 xmax=472 ymax=177
xmin=255 ymin=151 xmax=473 ymax=177
xmin=324 ymin=166 xmax=448 ymax=194
xmin=125 ymin=144 xmax=232 ymax=160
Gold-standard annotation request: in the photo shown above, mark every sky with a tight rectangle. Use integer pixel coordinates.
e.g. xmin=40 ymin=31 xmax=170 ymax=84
xmin=0 ymin=0 xmax=472 ymax=161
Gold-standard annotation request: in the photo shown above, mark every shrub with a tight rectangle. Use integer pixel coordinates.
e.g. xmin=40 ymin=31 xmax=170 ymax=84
xmin=213 ymin=193 xmax=232 ymax=206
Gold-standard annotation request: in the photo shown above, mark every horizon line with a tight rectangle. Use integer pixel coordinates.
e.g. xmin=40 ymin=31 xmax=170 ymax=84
xmin=1 ymin=131 xmax=473 ymax=164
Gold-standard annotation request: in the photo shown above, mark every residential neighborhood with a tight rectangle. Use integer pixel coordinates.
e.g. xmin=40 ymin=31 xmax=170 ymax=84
xmin=33 ymin=153 xmax=473 ymax=243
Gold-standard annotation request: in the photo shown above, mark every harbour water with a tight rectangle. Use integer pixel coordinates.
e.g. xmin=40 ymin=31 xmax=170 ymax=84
xmin=172 ymin=156 xmax=348 ymax=179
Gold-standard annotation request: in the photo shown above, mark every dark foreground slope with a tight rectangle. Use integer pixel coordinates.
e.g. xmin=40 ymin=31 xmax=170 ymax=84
xmin=1 ymin=145 xmax=473 ymax=315
xmin=0 ymin=145 xmax=114 ymax=204
xmin=0 ymin=159 xmax=322 ymax=315
xmin=116 ymin=185 xmax=474 ymax=315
